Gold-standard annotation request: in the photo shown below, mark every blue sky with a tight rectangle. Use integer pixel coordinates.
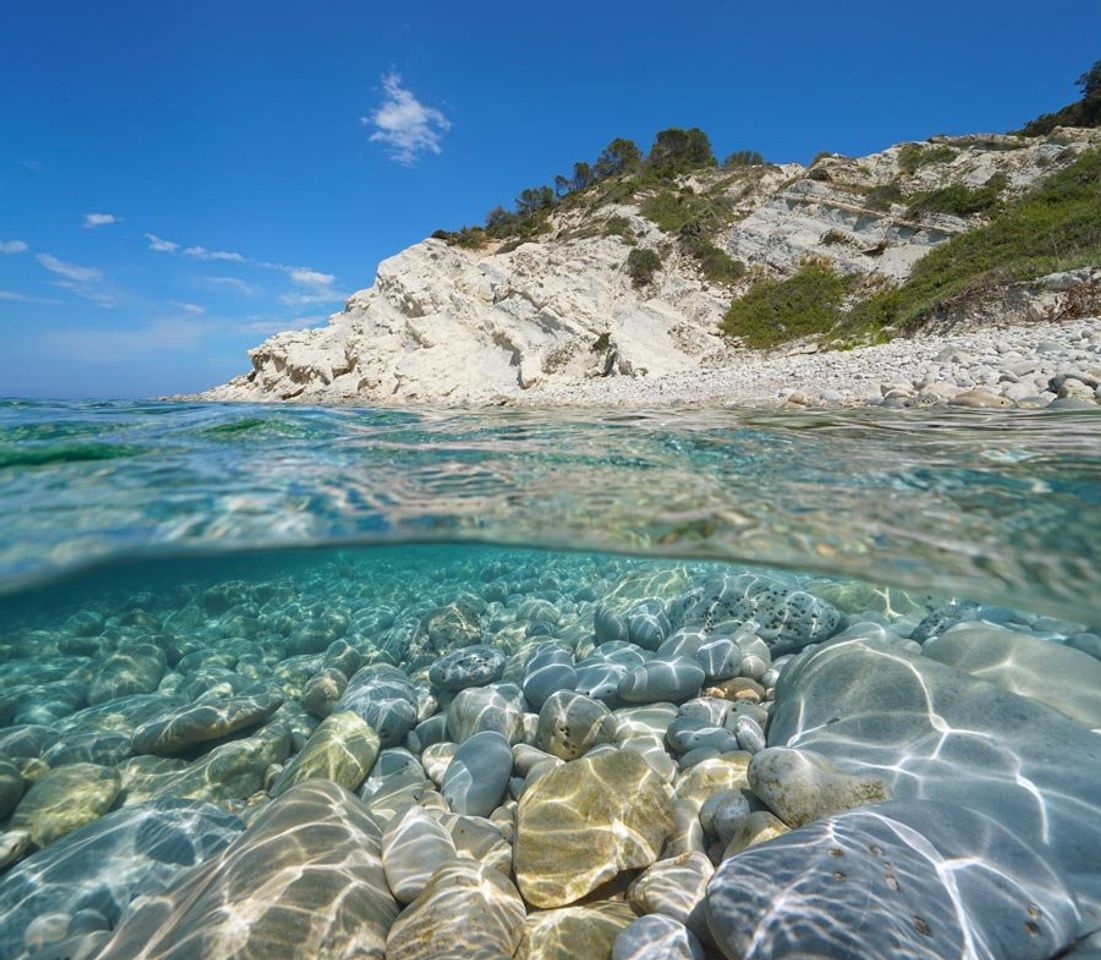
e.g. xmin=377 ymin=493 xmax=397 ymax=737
xmin=2 ymin=0 xmax=1098 ymax=398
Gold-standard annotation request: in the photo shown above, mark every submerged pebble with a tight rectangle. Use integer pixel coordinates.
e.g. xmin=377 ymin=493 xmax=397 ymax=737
xmin=0 ymin=544 xmax=1098 ymax=960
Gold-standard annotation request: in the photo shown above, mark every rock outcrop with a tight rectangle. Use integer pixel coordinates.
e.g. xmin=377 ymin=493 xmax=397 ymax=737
xmin=202 ymin=128 xmax=1101 ymax=406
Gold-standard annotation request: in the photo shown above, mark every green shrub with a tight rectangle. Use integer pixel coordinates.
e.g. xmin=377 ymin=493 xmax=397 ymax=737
xmin=603 ymin=215 xmax=635 ymax=243
xmin=906 ymin=173 xmax=1007 ymax=218
xmin=647 ymin=127 xmax=716 ymax=174
xmin=627 ymin=247 xmax=662 ymax=287
xmin=865 ymin=182 xmax=904 ymax=211
xmin=680 ymin=234 xmax=745 ymax=285
xmin=639 ymin=190 xmax=690 ymax=232
xmin=1015 ymin=58 xmax=1101 ymax=135
xmin=721 ymin=261 xmax=852 ymax=347
xmin=844 ymin=147 xmax=1101 ymax=334
xmin=724 ymin=150 xmax=766 ymax=167
xmin=897 ymin=143 xmax=959 ymax=175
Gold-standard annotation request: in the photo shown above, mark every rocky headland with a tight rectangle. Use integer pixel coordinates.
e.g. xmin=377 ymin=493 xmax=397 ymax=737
xmin=200 ymin=126 xmax=1101 ymax=410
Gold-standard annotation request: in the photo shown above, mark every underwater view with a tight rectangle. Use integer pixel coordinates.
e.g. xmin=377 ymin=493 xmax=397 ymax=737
xmin=0 ymin=399 xmax=1099 ymax=959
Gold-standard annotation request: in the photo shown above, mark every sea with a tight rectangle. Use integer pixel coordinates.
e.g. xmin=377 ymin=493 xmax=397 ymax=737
xmin=0 ymin=397 xmax=1100 ymax=959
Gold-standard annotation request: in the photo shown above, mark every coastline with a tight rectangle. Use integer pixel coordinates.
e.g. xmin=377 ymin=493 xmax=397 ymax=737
xmin=182 ymin=314 xmax=1101 ymax=412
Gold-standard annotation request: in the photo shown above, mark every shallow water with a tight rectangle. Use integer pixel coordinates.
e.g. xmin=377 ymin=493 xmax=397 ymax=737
xmin=1 ymin=399 xmax=1100 ymax=959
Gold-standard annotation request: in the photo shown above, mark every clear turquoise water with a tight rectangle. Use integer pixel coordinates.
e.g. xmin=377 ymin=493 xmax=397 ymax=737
xmin=2 ymin=399 xmax=1100 ymax=619
xmin=1 ymin=398 xmax=1100 ymax=959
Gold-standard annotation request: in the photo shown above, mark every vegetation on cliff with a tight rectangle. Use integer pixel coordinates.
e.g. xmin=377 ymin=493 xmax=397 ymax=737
xmin=1015 ymin=59 xmax=1101 ymax=137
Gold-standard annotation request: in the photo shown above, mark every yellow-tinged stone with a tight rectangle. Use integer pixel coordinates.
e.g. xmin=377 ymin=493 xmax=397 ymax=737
xmin=385 ymin=859 xmax=526 ymax=959
xmin=516 ymin=901 xmax=637 ymax=960
xmin=722 ymin=810 xmax=790 ymax=858
xmin=513 ymin=748 xmax=674 ymax=909
xmin=673 ymin=753 xmax=752 ymax=812
xmin=271 ymin=710 xmax=379 ymax=796
xmin=11 ymin=763 xmax=120 ymax=847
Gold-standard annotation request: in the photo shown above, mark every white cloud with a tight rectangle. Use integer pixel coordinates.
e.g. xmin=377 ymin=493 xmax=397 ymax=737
xmin=170 ymin=301 xmax=205 ymax=315
xmin=236 ymin=314 xmax=323 ymax=335
xmin=183 ymin=245 xmax=245 ymax=262
xmin=36 ymin=253 xmax=116 ymax=307
xmin=36 ymin=253 xmax=102 ymax=282
xmin=0 ymin=289 xmax=60 ymax=304
xmin=290 ymin=267 xmax=336 ymax=287
xmin=83 ymin=212 xmax=121 ymax=229
xmin=0 ymin=240 xmax=27 ymax=254
xmin=280 ymin=291 xmax=345 ymax=306
xmin=50 ymin=279 xmax=118 ymax=308
xmin=364 ymin=72 xmax=450 ymax=165
xmin=145 ymin=233 xmax=179 ymax=252
xmin=208 ymin=276 xmax=259 ymax=295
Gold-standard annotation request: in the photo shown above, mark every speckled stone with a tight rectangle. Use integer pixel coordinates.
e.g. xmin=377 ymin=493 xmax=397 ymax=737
xmin=706 ymin=800 xmax=1081 ymax=960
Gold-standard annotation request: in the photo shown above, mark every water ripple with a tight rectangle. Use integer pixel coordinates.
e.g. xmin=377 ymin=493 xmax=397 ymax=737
xmin=0 ymin=399 xmax=1098 ymax=621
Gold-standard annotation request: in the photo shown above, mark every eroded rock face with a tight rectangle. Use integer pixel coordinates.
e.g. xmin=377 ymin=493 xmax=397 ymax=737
xmin=90 ymin=781 xmax=399 ymax=960
xmin=201 ymin=131 xmax=1099 ymax=408
xmin=705 ymin=800 xmax=1082 ymax=960
xmin=513 ymin=748 xmax=674 ymax=908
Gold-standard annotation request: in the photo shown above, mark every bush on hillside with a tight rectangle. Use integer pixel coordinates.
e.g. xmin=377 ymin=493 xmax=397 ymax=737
xmin=627 ymin=247 xmax=662 ymax=287
xmin=647 ymin=128 xmax=716 ymax=174
xmin=723 ymin=150 xmax=766 ymax=168
xmin=721 ymin=261 xmax=852 ymax=347
xmin=897 ymin=143 xmax=959 ymax=175
xmin=846 ymin=146 xmax=1101 ymax=334
xmin=906 ymin=173 xmax=1007 ymax=218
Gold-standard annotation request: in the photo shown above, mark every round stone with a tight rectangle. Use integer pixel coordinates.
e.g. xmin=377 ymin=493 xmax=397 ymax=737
xmin=429 ymin=644 xmax=506 ymax=692
xmin=12 ymin=764 xmax=121 ymax=848
xmin=613 ymin=915 xmax=704 ymax=960
xmin=513 ymin=749 xmax=674 ymax=908
xmin=441 ymin=730 xmax=513 ymax=817
xmin=522 ymin=644 xmax=578 ymax=710
xmin=618 ymin=656 xmax=704 ymax=704
xmin=534 ymin=690 xmax=618 ymax=761
xmin=381 ymin=805 xmax=457 ymax=903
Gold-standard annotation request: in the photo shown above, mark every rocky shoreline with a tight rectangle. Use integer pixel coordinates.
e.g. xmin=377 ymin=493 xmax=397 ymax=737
xmin=521 ymin=312 xmax=1101 ymax=411
xmin=1 ymin=551 xmax=1100 ymax=958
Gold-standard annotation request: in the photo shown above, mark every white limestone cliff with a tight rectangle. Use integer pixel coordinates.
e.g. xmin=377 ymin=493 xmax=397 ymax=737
xmin=200 ymin=128 xmax=1100 ymax=405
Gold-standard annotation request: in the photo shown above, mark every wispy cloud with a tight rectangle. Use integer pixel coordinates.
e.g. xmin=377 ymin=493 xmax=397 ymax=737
xmin=182 ymin=245 xmax=245 ymax=262
xmin=0 ymin=289 xmax=61 ymax=304
xmin=364 ymin=72 xmax=450 ymax=165
xmin=145 ymin=233 xmax=179 ymax=253
xmin=289 ymin=268 xmax=335 ymax=286
xmin=36 ymin=253 xmax=102 ymax=282
xmin=36 ymin=253 xmax=117 ymax=307
xmin=236 ymin=314 xmax=324 ymax=335
xmin=170 ymin=301 xmax=205 ymax=315
xmin=208 ymin=276 xmax=260 ymax=295
xmin=146 ymin=235 xmax=340 ymax=304
xmin=84 ymin=212 xmax=121 ymax=229
xmin=280 ymin=267 xmax=344 ymax=306
xmin=0 ymin=240 xmax=27 ymax=254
